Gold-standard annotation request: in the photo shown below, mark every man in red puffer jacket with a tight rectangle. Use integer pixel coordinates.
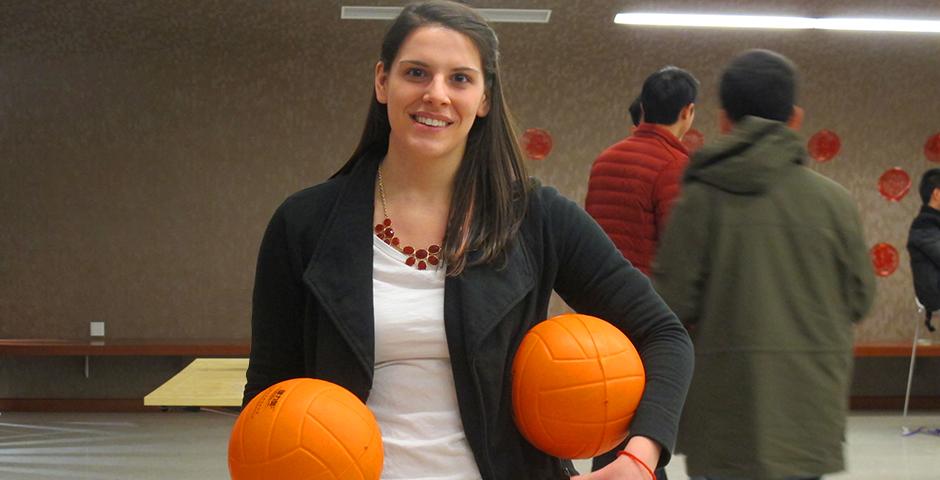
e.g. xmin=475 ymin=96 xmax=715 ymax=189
xmin=586 ymin=66 xmax=699 ymax=275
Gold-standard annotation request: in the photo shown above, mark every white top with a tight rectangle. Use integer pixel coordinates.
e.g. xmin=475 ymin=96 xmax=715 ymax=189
xmin=369 ymin=235 xmax=482 ymax=480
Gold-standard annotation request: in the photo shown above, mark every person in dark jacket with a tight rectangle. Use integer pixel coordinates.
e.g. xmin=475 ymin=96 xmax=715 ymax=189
xmin=243 ymin=2 xmax=694 ymax=479
xmin=654 ymin=49 xmax=875 ymax=479
xmin=629 ymin=96 xmax=643 ymax=128
xmin=585 ymin=66 xmax=699 ymax=275
xmin=908 ymin=168 xmax=940 ymax=332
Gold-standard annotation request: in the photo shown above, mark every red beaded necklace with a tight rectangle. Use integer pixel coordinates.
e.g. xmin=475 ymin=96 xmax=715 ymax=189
xmin=374 ymin=168 xmax=442 ymax=270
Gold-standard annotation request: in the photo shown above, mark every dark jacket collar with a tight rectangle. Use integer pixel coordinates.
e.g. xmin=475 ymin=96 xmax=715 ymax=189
xmin=301 ymin=153 xmax=535 ymax=384
xmin=913 ymin=205 xmax=940 ymax=229
xmin=302 ymin=154 xmax=380 ymax=379
xmin=919 ymin=205 xmax=940 ymax=218
xmin=445 ymin=231 xmax=534 ymax=361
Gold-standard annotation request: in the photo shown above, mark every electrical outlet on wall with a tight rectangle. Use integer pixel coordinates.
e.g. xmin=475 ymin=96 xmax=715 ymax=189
xmin=90 ymin=321 xmax=105 ymax=337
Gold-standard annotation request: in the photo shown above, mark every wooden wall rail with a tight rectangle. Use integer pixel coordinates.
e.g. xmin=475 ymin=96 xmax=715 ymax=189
xmin=1 ymin=339 xmax=937 ymax=412
xmin=2 ymin=339 xmax=935 ymax=358
xmin=0 ymin=338 xmax=250 ymax=379
xmin=853 ymin=343 xmax=940 ymax=357
xmin=0 ymin=338 xmax=250 ymax=356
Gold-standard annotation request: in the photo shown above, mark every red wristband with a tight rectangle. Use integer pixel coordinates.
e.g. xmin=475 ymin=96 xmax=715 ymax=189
xmin=617 ymin=450 xmax=656 ymax=480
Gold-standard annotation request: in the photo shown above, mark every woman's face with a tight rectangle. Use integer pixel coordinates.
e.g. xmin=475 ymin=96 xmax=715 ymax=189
xmin=375 ymin=25 xmax=490 ymax=163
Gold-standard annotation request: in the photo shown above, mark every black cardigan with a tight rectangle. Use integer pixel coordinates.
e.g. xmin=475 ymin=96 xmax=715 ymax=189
xmin=244 ymin=154 xmax=693 ymax=479
xmin=909 ymin=205 xmax=940 ymax=312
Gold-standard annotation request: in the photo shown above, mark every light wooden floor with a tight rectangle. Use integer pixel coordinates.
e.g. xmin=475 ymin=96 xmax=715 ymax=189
xmin=0 ymin=410 xmax=937 ymax=479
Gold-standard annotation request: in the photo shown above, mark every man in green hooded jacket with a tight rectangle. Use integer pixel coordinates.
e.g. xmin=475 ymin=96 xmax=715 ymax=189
xmin=654 ymin=50 xmax=875 ymax=479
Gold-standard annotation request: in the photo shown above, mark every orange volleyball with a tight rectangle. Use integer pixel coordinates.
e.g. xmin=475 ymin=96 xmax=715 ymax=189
xmin=511 ymin=314 xmax=646 ymax=459
xmin=228 ymin=378 xmax=383 ymax=480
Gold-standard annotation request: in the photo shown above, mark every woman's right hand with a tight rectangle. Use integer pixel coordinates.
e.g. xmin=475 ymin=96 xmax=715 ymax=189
xmin=569 ymin=455 xmax=652 ymax=480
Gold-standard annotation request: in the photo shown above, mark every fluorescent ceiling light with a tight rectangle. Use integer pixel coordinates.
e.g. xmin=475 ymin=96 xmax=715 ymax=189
xmin=815 ymin=18 xmax=940 ymax=33
xmin=614 ymin=13 xmax=811 ymax=30
xmin=479 ymin=8 xmax=551 ymax=24
xmin=614 ymin=12 xmax=940 ymax=33
xmin=341 ymin=6 xmax=401 ymax=20
xmin=342 ymin=6 xmax=551 ymax=23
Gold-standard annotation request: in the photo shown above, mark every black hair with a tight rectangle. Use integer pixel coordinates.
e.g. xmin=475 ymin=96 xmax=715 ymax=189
xmin=919 ymin=168 xmax=940 ymax=204
xmin=628 ymin=96 xmax=642 ymax=127
xmin=720 ymin=49 xmax=798 ymax=123
xmin=639 ymin=66 xmax=699 ymax=125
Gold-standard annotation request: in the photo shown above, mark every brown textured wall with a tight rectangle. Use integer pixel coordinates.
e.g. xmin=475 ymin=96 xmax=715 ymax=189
xmin=2 ymin=0 xmax=940 ymax=398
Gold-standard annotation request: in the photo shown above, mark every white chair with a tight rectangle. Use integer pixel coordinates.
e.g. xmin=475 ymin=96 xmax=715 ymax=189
xmin=901 ymin=296 xmax=933 ymax=435
xmin=902 ymin=297 xmax=928 ymax=433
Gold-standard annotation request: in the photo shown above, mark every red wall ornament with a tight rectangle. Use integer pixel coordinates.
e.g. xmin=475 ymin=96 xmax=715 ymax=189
xmin=877 ymin=167 xmax=911 ymax=202
xmin=925 ymin=133 xmax=940 ymax=163
xmin=807 ymin=129 xmax=841 ymax=162
xmin=521 ymin=128 xmax=553 ymax=160
xmin=870 ymin=243 xmax=899 ymax=277
xmin=681 ymin=128 xmax=705 ymax=153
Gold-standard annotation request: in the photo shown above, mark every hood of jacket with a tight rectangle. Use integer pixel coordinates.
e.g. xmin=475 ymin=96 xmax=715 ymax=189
xmin=683 ymin=115 xmax=807 ymax=194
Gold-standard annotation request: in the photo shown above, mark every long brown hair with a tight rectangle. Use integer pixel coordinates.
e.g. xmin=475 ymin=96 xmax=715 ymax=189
xmin=335 ymin=0 xmax=530 ymax=276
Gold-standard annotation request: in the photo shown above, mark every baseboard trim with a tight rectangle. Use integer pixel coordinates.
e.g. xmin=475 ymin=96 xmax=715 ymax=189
xmin=850 ymin=396 xmax=940 ymax=410
xmin=0 ymin=398 xmax=161 ymax=412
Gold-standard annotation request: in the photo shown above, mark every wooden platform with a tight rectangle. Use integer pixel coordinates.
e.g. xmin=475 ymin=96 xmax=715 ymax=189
xmin=144 ymin=358 xmax=248 ymax=407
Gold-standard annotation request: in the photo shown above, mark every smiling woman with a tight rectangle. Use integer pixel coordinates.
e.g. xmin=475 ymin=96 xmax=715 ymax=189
xmin=371 ymin=25 xmax=492 ymax=258
xmin=337 ymin=0 xmax=526 ymax=276
xmin=376 ymin=26 xmax=490 ymax=164
xmin=242 ymin=1 xmax=693 ymax=479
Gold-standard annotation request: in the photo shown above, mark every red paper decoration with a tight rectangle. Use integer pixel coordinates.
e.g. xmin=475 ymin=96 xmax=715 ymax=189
xmin=682 ymin=128 xmax=705 ymax=153
xmin=877 ymin=167 xmax=911 ymax=202
xmin=870 ymin=243 xmax=899 ymax=277
xmin=807 ymin=129 xmax=841 ymax=162
xmin=925 ymin=133 xmax=940 ymax=163
xmin=521 ymin=128 xmax=553 ymax=160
